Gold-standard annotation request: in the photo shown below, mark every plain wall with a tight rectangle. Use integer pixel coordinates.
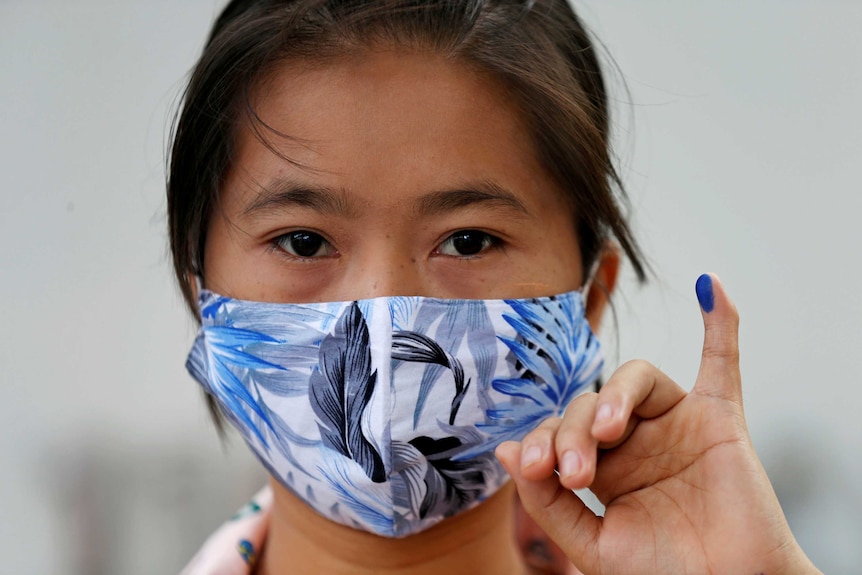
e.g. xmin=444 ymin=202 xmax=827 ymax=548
xmin=1 ymin=1 xmax=860 ymax=573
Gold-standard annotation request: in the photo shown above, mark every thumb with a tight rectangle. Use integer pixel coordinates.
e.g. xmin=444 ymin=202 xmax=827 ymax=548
xmin=694 ymin=273 xmax=742 ymax=402
xmin=496 ymin=441 xmax=601 ymax=573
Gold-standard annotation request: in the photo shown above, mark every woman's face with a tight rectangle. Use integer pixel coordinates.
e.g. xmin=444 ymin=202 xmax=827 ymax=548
xmin=204 ymin=50 xmax=584 ymax=303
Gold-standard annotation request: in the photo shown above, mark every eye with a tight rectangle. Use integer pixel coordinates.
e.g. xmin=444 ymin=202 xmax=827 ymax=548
xmin=436 ymin=230 xmax=499 ymax=257
xmin=274 ymin=231 xmax=336 ymax=258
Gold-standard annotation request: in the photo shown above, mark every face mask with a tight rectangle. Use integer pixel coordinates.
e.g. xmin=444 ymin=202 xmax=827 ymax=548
xmin=186 ymin=287 xmax=602 ymax=537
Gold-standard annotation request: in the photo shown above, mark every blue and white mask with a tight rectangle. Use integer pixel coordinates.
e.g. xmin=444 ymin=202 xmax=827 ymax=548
xmin=186 ymin=289 xmax=602 ymax=537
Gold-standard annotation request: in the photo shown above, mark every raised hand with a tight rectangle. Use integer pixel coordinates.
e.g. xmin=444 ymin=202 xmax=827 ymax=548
xmin=497 ymin=274 xmax=820 ymax=575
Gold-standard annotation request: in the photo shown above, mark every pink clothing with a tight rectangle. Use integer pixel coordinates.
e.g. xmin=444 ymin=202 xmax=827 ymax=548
xmin=181 ymin=487 xmax=272 ymax=575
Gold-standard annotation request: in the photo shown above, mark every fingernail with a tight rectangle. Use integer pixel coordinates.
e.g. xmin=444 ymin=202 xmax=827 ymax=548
xmin=696 ymin=274 xmax=715 ymax=313
xmin=595 ymin=403 xmax=613 ymax=426
xmin=560 ymin=450 xmax=582 ymax=478
xmin=238 ymin=539 xmax=256 ymax=566
xmin=522 ymin=445 xmax=542 ymax=468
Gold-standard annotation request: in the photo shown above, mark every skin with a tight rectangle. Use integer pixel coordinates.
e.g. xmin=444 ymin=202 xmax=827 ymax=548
xmin=202 ymin=49 xmax=818 ymax=575
xmin=497 ymin=276 xmax=821 ymax=574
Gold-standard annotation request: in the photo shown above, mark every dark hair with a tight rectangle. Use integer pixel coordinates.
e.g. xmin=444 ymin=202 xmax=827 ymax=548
xmin=168 ymin=0 xmax=647 ymax=427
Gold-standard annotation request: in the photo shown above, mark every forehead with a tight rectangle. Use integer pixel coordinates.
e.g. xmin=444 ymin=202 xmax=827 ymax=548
xmin=225 ymin=49 xmax=567 ymax=217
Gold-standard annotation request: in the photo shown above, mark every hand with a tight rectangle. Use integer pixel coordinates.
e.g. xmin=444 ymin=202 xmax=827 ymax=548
xmin=496 ymin=274 xmax=820 ymax=575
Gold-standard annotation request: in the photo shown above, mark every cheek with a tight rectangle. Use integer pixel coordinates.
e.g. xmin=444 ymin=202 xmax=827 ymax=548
xmin=507 ymin=258 xmax=581 ymax=298
xmin=527 ymin=211 xmax=584 ymax=294
xmin=202 ymin=211 xmax=263 ymax=298
xmin=487 ymin=238 xmax=583 ymax=300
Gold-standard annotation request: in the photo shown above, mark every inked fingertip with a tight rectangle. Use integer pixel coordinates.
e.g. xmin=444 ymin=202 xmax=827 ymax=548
xmin=696 ymin=273 xmax=715 ymax=313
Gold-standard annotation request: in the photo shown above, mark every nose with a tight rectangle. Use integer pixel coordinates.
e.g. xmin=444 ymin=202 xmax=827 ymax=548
xmin=342 ymin=247 xmax=424 ymax=301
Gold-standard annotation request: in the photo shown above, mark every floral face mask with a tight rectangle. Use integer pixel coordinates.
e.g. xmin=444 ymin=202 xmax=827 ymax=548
xmin=186 ymin=288 xmax=602 ymax=537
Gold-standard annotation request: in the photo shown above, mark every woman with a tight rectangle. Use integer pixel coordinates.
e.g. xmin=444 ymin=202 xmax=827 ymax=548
xmin=170 ymin=1 xmax=820 ymax=573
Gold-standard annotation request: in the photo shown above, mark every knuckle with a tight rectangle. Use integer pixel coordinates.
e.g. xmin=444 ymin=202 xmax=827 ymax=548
xmin=523 ymin=418 xmax=560 ymax=443
xmin=539 ymin=483 xmax=569 ymax=513
xmin=620 ymin=358 xmax=656 ymax=375
xmin=556 ymin=395 xmax=599 ymax=449
xmin=535 ymin=416 xmax=563 ymax=431
xmin=571 ymin=391 xmax=599 ymax=405
xmin=701 ymin=344 xmax=740 ymax=363
xmin=554 ymin=418 xmax=582 ymax=442
xmin=519 ymin=482 xmax=566 ymax=517
xmin=703 ymin=323 xmax=740 ymax=361
xmin=561 ymin=392 xmax=598 ymax=420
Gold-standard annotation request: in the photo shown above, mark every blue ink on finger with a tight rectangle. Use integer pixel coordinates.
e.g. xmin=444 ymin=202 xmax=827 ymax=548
xmin=696 ymin=274 xmax=715 ymax=313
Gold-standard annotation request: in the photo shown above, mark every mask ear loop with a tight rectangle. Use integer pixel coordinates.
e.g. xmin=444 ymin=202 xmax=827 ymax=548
xmin=580 ymin=258 xmax=602 ymax=304
xmin=192 ymin=274 xmax=205 ymax=301
xmin=581 ymin=258 xmax=608 ymax=392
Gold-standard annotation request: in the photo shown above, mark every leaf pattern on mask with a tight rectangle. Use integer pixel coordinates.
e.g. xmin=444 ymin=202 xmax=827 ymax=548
xmin=391 ymin=299 xmax=496 ymax=428
xmin=255 ymin=402 xmax=320 ymax=480
xmin=458 ymin=295 xmax=602 ymax=459
xmin=318 ymin=451 xmax=395 ymax=535
xmin=189 ymin=288 xmax=599 ymax=536
xmin=189 ymin=292 xmax=332 ymax=456
xmin=186 ymin=326 xmax=285 ymax=446
xmin=390 ymin=441 xmax=428 ymax=523
xmin=392 ymin=331 xmax=470 ymax=425
xmin=309 ymin=302 xmax=386 ymax=483
xmin=407 ymin=431 xmax=495 ymax=520
xmin=388 ymin=296 xmax=420 ymax=332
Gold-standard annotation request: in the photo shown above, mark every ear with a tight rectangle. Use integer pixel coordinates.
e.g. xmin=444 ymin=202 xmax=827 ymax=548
xmin=584 ymin=244 xmax=621 ymax=334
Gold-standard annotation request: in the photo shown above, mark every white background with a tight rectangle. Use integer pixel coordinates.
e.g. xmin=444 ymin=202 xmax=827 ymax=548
xmin=1 ymin=1 xmax=860 ymax=573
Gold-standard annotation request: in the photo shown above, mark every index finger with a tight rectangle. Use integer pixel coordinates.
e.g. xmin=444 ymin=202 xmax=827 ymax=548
xmin=694 ymin=273 xmax=742 ymax=403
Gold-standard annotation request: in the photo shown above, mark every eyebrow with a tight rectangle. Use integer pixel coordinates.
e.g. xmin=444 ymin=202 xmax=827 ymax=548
xmin=414 ymin=181 xmax=531 ymax=218
xmin=242 ymin=178 xmax=356 ymax=218
xmin=241 ymin=177 xmax=531 ymax=219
